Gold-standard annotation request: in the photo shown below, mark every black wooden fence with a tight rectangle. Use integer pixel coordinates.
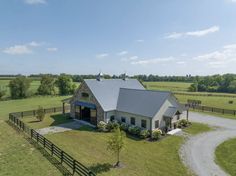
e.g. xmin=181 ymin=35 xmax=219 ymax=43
xmin=8 ymin=107 xmax=95 ymax=176
xmin=175 ymin=92 xmax=236 ymax=98
xmin=187 ymin=104 xmax=236 ymax=116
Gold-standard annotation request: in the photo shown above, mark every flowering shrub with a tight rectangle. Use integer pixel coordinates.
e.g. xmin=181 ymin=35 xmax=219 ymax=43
xmin=152 ymin=129 xmax=162 ymax=140
xmin=177 ymin=119 xmax=190 ymax=128
xmin=97 ymin=121 xmax=108 ymax=132
xmin=107 ymin=120 xmax=120 ymax=131
xmin=139 ymin=129 xmax=150 ymax=139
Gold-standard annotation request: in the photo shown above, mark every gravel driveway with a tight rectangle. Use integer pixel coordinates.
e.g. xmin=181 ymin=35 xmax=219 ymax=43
xmin=180 ymin=112 xmax=236 ymax=176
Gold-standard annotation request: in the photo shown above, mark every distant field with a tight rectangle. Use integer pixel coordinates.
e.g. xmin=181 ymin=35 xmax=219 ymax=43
xmin=143 ymin=81 xmax=191 ymax=92
xmin=143 ymin=81 xmax=236 ymax=110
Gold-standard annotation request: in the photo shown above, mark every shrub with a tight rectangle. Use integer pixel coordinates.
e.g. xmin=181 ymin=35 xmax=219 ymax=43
xmin=177 ymin=119 xmax=189 ymax=128
xmin=107 ymin=120 xmax=120 ymax=132
xmin=120 ymin=123 xmax=129 ymax=131
xmin=97 ymin=121 xmax=108 ymax=132
xmin=35 ymin=106 xmax=45 ymax=122
xmin=152 ymin=129 xmax=162 ymax=140
xmin=139 ymin=129 xmax=150 ymax=139
xmin=229 ymin=100 xmax=234 ymax=104
xmin=128 ymin=126 xmax=141 ymax=136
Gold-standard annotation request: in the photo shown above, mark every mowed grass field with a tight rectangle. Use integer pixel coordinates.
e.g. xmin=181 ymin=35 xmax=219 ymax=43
xmin=215 ymin=138 xmax=236 ymax=176
xmin=144 ymin=81 xmax=236 ymax=110
xmin=0 ymin=96 xmax=70 ymax=176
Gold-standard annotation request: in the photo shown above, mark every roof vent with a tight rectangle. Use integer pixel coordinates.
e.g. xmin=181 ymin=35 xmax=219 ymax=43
xmin=122 ymin=73 xmax=127 ymax=81
xmin=96 ymin=72 xmax=103 ymax=81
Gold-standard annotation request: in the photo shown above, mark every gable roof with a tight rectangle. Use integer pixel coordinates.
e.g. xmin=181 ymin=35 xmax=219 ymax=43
xmin=84 ymin=79 xmax=145 ymax=111
xmin=116 ymin=88 xmax=171 ymax=118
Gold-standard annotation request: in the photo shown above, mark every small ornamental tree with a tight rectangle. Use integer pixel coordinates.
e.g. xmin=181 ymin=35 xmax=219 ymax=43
xmin=36 ymin=106 xmax=45 ymax=121
xmin=107 ymin=127 xmax=125 ymax=167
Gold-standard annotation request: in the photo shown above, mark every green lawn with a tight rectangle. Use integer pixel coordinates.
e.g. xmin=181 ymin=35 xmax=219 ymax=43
xmin=183 ymin=122 xmax=212 ymax=135
xmin=0 ymin=96 xmax=70 ymax=176
xmin=22 ymin=113 xmax=72 ymax=129
xmin=144 ymin=81 xmax=191 ymax=92
xmin=215 ymin=138 xmax=236 ymax=176
xmin=46 ymin=126 xmax=192 ymax=176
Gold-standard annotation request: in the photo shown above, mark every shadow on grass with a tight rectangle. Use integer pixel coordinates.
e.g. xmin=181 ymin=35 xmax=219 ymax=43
xmin=126 ymin=134 xmax=142 ymax=141
xmin=88 ymin=163 xmax=112 ymax=174
xmin=26 ymin=138 xmax=72 ymax=176
xmin=50 ymin=114 xmax=72 ymax=127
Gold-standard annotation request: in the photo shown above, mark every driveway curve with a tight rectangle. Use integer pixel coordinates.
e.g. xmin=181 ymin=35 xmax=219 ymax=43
xmin=180 ymin=112 xmax=236 ymax=176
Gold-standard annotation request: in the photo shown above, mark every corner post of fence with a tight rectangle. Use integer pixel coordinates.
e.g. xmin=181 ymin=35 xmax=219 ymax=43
xmin=89 ymin=171 xmax=94 ymax=176
xmin=61 ymin=151 xmax=64 ymax=164
xmin=51 ymin=144 xmax=54 ymax=156
xmin=72 ymin=160 xmax=76 ymax=175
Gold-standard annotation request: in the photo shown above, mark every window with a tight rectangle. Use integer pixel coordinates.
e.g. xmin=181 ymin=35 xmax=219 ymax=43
xmin=141 ymin=120 xmax=147 ymax=128
xmin=81 ymin=92 xmax=89 ymax=98
xmin=155 ymin=120 xmax=159 ymax=128
xmin=130 ymin=117 xmax=135 ymax=125
xmin=110 ymin=115 xmax=115 ymax=122
xmin=177 ymin=115 xmax=180 ymax=120
xmin=121 ymin=117 xmax=126 ymax=123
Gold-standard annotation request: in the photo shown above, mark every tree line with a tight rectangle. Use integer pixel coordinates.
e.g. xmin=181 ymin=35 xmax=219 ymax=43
xmin=3 ymin=74 xmax=77 ymax=99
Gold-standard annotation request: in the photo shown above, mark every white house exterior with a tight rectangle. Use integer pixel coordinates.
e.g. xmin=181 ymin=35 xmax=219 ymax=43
xmin=69 ymin=77 xmax=186 ymax=131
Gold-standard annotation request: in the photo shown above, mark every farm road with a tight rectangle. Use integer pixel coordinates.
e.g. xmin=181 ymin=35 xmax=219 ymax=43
xmin=180 ymin=112 xmax=236 ymax=176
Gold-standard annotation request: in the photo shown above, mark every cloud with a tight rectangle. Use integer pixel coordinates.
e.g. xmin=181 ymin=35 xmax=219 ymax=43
xmin=117 ymin=51 xmax=128 ymax=56
xmin=96 ymin=53 xmax=109 ymax=58
xmin=24 ymin=0 xmax=46 ymax=5
xmin=135 ymin=39 xmax=144 ymax=42
xmin=194 ymin=44 xmax=236 ymax=68
xmin=3 ymin=45 xmax=32 ymax=55
xmin=176 ymin=61 xmax=186 ymax=64
xmin=47 ymin=47 xmax=58 ymax=52
xmin=166 ymin=26 xmax=220 ymax=39
xmin=121 ymin=56 xmax=139 ymax=62
xmin=231 ymin=0 xmax=236 ymax=2
xmin=131 ymin=57 xmax=175 ymax=65
xmin=28 ymin=41 xmax=42 ymax=47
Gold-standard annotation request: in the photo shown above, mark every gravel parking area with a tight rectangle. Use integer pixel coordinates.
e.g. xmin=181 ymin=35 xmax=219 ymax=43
xmin=180 ymin=112 xmax=236 ymax=176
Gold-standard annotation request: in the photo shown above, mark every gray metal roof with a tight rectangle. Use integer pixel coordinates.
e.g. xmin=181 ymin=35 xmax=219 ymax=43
xmin=163 ymin=107 xmax=178 ymax=118
xmin=116 ymin=88 xmax=171 ymax=118
xmin=84 ymin=79 xmax=144 ymax=111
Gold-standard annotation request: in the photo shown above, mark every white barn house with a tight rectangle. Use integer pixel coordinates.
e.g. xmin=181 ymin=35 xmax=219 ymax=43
xmin=69 ymin=76 xmax=186 ymax=131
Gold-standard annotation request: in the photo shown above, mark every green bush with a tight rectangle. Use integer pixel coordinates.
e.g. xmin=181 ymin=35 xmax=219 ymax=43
xmin=177 ymin=119 xmax=190 ymax=128
xmin=128 ymin=126 xmax=141 ymax=136
xmin=120 ymin=123 xmax=129 ymax=131
xmin=152 ymin=129 xmax=162 ymax=140
xmin=35 ymin=106 xmax=45 ymax=122
xmin=107 ymin=121 xmax=120 ymax=132
xmin=97 ymin=121 xmax=108 ymax=132
xmin=139 ymin=129 xmax=150 ymax=139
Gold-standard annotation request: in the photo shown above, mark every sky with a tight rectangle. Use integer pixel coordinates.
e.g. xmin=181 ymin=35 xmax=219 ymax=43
xmin=1 ymin=0 xmax=236 ymax=76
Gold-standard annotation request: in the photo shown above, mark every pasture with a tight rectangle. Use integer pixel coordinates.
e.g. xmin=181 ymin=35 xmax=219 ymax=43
xmin=0 ymin=96 xmax=70 ymax=176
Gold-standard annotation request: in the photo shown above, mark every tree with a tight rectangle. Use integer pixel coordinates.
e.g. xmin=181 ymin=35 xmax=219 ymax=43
xmin=107 ymin=127 xmax=126 ymax=167
xmin=37 ymin=75 xmax=55 ymax=95
xmin=0 ymin=87 xmax=6 ymax=100
xmin=8 ymin=76 xmax=31 ymax=99
xmin=55 ymin=74 xmax=76 ymax=95
xmin=35 ymin=106 xmax=45 ymax=121
xmin=228 ymin=80 xmax=236 ymax=93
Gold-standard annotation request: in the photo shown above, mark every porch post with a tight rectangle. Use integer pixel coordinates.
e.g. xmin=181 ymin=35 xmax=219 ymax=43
xmin=62 ymin=102 xmax=65 ymax=114
xmin=187 ymin=109 xmax=189 ymax=121
xmin=150 ymin=119 xmax=152 ymax=139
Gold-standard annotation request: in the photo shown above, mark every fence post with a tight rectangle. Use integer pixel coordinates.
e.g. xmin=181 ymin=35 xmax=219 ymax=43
xmin=222 ymin=109 xmax=224 ymax=114
xmin=72 ymin=160 xmax=76 ymax=175
xmin=43 ymin=138 xmax=46 ymax=148
xmin=234 ymin=111 xmax=236 ymax=116
xmin=33 ymin=110 xmax=36 ymax=116
xmin=54 ymin=107 xmax=56 ymax=113
xmin=212 ymin=107 xmax=213 ymax=112
xmin=22 ymin=122 xmax=25 ymax=131
xmin=37 ymin=133 xmax=39 ymax=143
xmin=31 ymin=129 xmax=33 ymax=139
xmin=21 ymin=112 xmax=23 ymax=118
xmin=51 ymin=144 xmax=54 ymax=156
xmin=202 ymin=106 xmax=204 ymax=112
xmin=61 ymin=151 xmax=64 ymax=164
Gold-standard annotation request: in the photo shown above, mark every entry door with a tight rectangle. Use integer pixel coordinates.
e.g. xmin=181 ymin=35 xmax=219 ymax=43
xmin=81 ymin=107 xmax=91 ymax=122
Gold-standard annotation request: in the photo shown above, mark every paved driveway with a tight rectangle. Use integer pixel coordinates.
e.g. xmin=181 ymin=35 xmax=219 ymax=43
xmin=180 ymin=112 xmax=236 ymax=176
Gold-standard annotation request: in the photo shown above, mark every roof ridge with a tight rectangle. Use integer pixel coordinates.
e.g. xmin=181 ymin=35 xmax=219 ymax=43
xmin=119 ymin=87 xmax=171 ymax=93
